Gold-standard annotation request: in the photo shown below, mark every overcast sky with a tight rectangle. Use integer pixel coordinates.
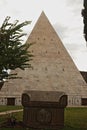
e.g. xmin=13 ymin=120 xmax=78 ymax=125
xmin=0 ymin=0 xmax=87 ymax=71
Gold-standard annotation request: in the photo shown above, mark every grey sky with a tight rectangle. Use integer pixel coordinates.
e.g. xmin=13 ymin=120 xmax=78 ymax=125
xmin=0 ymin=0 xmax=87 ymax=71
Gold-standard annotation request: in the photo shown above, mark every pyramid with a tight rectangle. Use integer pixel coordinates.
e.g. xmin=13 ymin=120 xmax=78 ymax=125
xmin=0 ymin=12 xmax=87 ymax=106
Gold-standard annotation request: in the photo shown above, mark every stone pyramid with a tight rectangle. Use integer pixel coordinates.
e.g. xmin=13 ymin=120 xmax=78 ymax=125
xmin=0 ymin=12 xmax=87 ymax=106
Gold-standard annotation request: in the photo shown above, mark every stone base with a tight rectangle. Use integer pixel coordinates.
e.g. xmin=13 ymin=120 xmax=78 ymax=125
xmin=23 ymin=105 xmax=65 ymax=129
xmin=22 ymin=90 xmax=67 ymax=129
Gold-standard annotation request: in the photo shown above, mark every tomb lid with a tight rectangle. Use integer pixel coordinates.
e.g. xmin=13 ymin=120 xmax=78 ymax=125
xmin=22 ymin=90 xmax=66 ymax=102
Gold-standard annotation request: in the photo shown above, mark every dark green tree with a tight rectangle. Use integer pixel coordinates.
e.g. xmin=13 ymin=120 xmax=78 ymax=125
xmin=0 ymin=16 xmax=33 ymax=82
xmin=82 ymin=0 xmax=87 ymax=42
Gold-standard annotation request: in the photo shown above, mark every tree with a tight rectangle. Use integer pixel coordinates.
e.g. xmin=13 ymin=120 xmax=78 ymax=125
xmin=82 ymin=0 xmax=87 ymax=42
xmin=0 ymin=16 xmax=33 ymax=82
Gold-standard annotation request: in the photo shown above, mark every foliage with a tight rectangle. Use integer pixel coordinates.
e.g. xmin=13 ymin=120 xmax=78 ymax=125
xmin=0 ymin=16 xmax=33 ymax=81
xmin=82 ymin=0 xmax=87 ymax=42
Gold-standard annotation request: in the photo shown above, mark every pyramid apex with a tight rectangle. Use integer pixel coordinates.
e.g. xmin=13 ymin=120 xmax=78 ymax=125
xmin=41 ymin=11 xmax=45 ymax=15
xmin=40 ymin=11 xmax=47 ymax=17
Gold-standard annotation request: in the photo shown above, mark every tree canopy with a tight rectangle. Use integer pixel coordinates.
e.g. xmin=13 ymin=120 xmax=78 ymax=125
xmin=0 ymin=16 xmax=33 ymax=82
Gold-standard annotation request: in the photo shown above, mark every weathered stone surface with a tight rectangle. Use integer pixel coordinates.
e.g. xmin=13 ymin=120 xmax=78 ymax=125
xmin=22 ymin=90 xmax=67 ymax=129
xmin=22 ymin=90 xmax=67 ymax=107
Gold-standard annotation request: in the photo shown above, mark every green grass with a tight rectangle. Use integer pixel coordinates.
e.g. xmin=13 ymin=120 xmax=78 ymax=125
xmin=64 ymin=107 xmax=87 ymax=130
xmin=0 ymin=107 xmax=87 ymax=130
xmin=0 ymin=128 xmax=24 ymax=130
xmin=0 ymin=111 xmax=23 ymax=122
xmin=0 ymin=105 xmax=23 ymax=112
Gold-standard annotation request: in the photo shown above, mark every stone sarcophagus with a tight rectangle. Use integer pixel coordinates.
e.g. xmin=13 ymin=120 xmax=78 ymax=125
xmin=22 ymin=90 xmax=67 ymax=129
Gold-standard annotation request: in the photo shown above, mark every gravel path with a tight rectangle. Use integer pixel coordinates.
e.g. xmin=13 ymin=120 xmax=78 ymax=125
xmin=0 ymin=109 xmax=23 ymax=115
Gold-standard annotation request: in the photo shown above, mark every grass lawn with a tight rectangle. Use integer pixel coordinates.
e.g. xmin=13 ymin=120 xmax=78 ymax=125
xmin=0 ymin=105 xmax=22 ymax=112
xmin=64 ymin=107 xmax=87 ymax=130
xmin=0 ymin=106 xmax=87 ymax=130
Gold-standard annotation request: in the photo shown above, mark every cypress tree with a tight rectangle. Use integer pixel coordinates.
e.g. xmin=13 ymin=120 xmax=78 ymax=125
xmin=82 ymin=0 xmax=87 ymax=42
